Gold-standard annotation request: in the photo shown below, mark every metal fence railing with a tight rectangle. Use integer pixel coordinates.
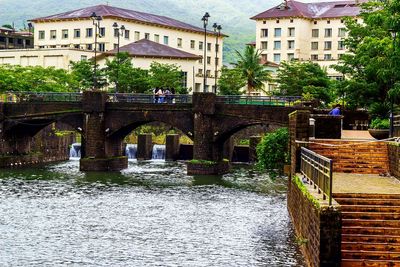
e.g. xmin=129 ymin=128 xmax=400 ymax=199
xmin=393 ymin=114 xmax=400 ymax=137
xmin=300 ymin=147 xmax=333 ymax=206
xmin=107 ymin=93 xmax=192 ymax=104
xmin=216 ymin=95 xmax=302 ymax=106
xmin=0 ymin=92 xmax=82 ymax=102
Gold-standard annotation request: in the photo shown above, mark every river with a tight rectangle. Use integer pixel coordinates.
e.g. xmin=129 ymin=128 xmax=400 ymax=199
xmin=0 ymin=160 xmax=304 ymax=266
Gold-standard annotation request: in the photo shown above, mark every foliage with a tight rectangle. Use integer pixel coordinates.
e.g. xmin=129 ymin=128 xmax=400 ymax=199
xmin=217 ymin=66 xmax=246 ymax=95
xmin=189 ymin=159 xmax=217 ymax=165
xmin=275 ymin=61 xmax=333 ymax=104
xmin=148 ymin=62 xmax=185 ymax=94
xmin=234 ymin=45 xmax=271 ymax=94
xmin=370 ymin=118 xmax=390 ymax=129
xmin=333 ymin=0 xmax=400 ymax=111
xmin=1 ymin=24 xmax=13 ymax=29
xmin=70 ymin=60 xmax=107 ymax=90
xmin=256 ymin=128 xmax=289 ymax=175
xmin=369 ymin=102 xmax=390 ymax=119
xmin=0 ymin=65 xmax=78 ymax=92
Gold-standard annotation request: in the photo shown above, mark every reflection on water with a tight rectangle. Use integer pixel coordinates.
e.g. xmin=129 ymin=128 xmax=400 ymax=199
xmin=0 ymin=161 xmax=305 ymax=266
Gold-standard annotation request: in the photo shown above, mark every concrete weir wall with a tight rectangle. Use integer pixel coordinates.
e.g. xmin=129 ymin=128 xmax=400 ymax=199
xmin=389 ymin=143 xmax=400 ymax=179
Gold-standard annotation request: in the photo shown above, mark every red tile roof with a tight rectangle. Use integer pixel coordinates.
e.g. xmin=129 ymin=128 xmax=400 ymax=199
xmin=31 ymin=4 xmax=224 ymax=36
xmin=251 ymin=0 xmax=366 ymax=20
xmin=100 ymin=39 xmax=202 ymax=60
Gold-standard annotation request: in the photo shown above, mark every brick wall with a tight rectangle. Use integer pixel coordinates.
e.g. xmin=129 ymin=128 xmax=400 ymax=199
xmin=389 ymin=143 xmax=400 ymax=179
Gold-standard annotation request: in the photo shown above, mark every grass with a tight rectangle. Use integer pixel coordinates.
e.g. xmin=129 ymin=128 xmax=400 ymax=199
xmin=293 ymin=175 xmax=321 ymax=209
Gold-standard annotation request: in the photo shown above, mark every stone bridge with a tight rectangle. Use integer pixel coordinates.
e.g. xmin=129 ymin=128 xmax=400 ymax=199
xmin=0 ymin=91 xmax=306 ymax=174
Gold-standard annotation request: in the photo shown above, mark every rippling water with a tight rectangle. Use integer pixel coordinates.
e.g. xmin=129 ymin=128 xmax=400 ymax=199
xmin=0 ymin=160 xmax=304 ymax=267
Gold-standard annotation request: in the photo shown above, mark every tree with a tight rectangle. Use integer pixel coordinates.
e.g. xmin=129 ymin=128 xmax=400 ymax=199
xmin=1 ymin=24 xmax=13 ymax=29
xmin=70 ymin=60 xmax=106 ymax=90
xmin=275 ymin=61 xmax=333 ymax=104
xmin=217 ymin=66 xmax=246 ymax=95
xmin=333 ymin=0 xmax=400 ymax=113
xmin=148 ymin=62 xmax=185 ymax=94
xmin=234 ymin=45 xmax=270 ymax=94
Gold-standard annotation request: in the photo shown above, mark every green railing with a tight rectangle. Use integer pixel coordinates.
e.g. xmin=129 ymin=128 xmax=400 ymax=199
xmin=300 ymin=147 xmax=333 ymax=206
xmin=107 ymin=93 xmax=192 ymax=104
xmin=216 ymin=95 xmax=302 ymax=106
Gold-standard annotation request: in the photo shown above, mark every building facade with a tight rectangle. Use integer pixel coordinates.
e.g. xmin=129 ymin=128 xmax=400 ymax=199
xmin=251 ymin=0 xmax=363 ymax=80
xmin=27 ymin=5 xmax=224 ymax=92
xmin=0 ymin=27 xmax=34 ymax=50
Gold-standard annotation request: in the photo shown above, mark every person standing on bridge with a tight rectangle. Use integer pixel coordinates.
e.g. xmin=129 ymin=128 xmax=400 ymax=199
xmin=329 ymin=104 xmax=341 ymax=116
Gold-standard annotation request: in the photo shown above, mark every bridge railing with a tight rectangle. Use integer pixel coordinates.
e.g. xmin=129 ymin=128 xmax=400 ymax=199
xmin=107 ymin=93 xmax=192 ymax=104
xmin=1 ymin=92 xmax=82 ymax=102
xmin=300 ymin=147 xmax=333 ymax=206
xmin=216 ymin=95 xmax=302 ymax=106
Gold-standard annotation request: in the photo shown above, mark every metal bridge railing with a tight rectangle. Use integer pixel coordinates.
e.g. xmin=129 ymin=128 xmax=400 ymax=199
xmin=300 ymin=147 xmax=333 ymax=206
xmin=107 ymin=93 xmax=192 ymax=104
xmin=1 ymin=92 xmax=82 ymax=102
xmin=216 ymin=95 xmax=302 ymax=106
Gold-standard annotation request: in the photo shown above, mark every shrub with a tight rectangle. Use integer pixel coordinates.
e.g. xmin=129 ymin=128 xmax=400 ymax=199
xmin=370 ymin=118 xmax=390 ymax=129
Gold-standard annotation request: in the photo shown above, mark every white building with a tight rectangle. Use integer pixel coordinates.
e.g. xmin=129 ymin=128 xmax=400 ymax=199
xmin=0 ymin=4 xmax=225 ymax=92
xmin=251 ymin=0 xmax=364 ymax=80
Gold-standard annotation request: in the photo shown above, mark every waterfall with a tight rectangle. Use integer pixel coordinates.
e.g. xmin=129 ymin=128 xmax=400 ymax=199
xmin=69 ymin=143 xmax=81 ymax=159
xmin=152 ymin=144 xmax=166 ymax=160
xmin=125 ymin=144 xmax=137 ymax=160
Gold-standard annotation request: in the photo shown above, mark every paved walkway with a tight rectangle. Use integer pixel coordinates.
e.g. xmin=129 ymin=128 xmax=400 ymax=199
xmin=341 ymin=130 xmax=374 ymax=140
xmin=333 ymin=173 xmax=400 ymax=194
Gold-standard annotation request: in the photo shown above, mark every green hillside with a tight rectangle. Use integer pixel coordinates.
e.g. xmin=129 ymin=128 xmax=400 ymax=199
xmin=0 ymin=0 xmax=282 ymax=63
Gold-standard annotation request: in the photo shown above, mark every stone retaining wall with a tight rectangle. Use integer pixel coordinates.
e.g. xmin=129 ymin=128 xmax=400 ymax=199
xmin=389 ymin=143 xmax=400 ymax=179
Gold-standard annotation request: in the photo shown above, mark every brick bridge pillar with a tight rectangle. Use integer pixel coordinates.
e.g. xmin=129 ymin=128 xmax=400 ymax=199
xmin=188 ymin=93 xmax=230 ymax=175
xmin=80 ymin=91 xmax=127 ymax=171
xmin=289 ymin=110 xmax=310 ymax=176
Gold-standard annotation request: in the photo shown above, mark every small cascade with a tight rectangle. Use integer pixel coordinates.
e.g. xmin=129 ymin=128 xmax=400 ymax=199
xmin=152 ymin=144 xmax=166 ymax=160
xmin=125 ymin=144 xmax=138 ymax=160
xmin=69 ymin=143 xmax=81 ymax=159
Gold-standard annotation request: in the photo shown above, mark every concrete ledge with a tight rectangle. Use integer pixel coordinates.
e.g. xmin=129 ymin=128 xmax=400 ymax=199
xmin=0 ymin=153 xmax=69 ymax=168
xmin=187 ymin=160 xmax=230 ymax=175
xmin=80 ymin=156 xmax=128 ymax=171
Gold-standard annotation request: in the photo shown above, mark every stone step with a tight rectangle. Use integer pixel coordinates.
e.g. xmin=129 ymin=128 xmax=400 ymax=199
xmin=342 ymin=250 xmax=400 ymax=261
xmin=342 ymin=242 xmax=400 ymax=253
xmin=342 ymin=234 xmax=400 ymax=243
xmin=334 ymin=193 xmax=400 ymax=200
xmin=341 ymin=258 xmax=400 ymax=267
xmin=343 ymin=226 xmax=400 ymax=236
xmin=336 ymin=198 xmax=400 ymax=206
xmin=343 ymin=219 xmax=400 ymax=228
xmin=341 ymin=205 xmax=400 ymax=213
xmin=342 ymin=212 xmax=400 ymax=220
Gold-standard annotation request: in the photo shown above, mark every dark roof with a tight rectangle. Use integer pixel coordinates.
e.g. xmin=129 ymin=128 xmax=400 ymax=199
xmin=100 ymin=39 xmax=202 ymax=60
xmin=31 ymin=4 xmax=224 ymax=36
xmin=251 ymin=0 xmax=366 ymax=20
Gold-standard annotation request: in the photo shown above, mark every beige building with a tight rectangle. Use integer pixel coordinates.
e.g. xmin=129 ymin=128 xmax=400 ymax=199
xmin=251 ymin=0 xmax=364 ymax=80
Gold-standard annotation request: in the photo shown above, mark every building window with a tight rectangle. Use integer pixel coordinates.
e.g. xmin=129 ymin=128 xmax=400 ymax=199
xmin=290 ymin=19 xmax=294 ymax=23
xmin=86 ymin=28 xmax=93 ymax=37
xmin=114 ymin=28 xmax=119 ymax=38
xmin=62 ymin=29 xmax=68 ymax=39
xmin=99 ymin=27 xmax=105 ymax=37
xmin=312 ymin=29 xmax=319 ymax=38
xmin=81 ymin=55 xmax=87 ymax=61
xmin=199 ymin=57 xmax=203 ymax=64
xmin=87 ymin=44 xmax=93 ymax=50
xmin=50 ymin=30 xmax=57 ymax=39
xmin=311 ymin=42 xmax=318 ymax=50
xmin=114 ymin=43 xmax=118 ymax=49
xmin=324 ymin=41 xmax=332 ymax=50
xmin=207 ymin=43 xmax=212 ymax=51
xmin=154 ymin=34 xmax=160 ymax=43
xmin=261 ymin=41 xmax=268 ymax=50
xmin=288 ymin=27 xmax=295 ymax=37
xmin=288 ymin=40 xmax=295 ymax=49
xmin=38 ymin=31 xmax=45 ymax=40
xmin=287 ymin=53 xmax=295 ymax=61
xmin=190 ymin=40 xmax=195 ymax=49
xmin=145 ymin=33 xmax=150 ymax=40
xmin=274 ymin=41 xmax=281 ymax=50
xmin=338 ymin=28 xmax=346 ymax=37
xmin=74 ymin=44 xmax=79 ymax=49
xmin=338 ymin=41 xmax=345 ymax=50
xmin=261 ymin=54 xmax=268 ymax=62
xmin=198 ymin=68 xmax=203 ymax=74
xmin=207 ymin=56 xmax=211 ymax=64
xmin=177 ymin=38 xmax=183 ymax=48
xmin=181 ymin=72 xmax=188 ymax=89
xmin=311 ymin=54 xmax=318 ymax=61
xmin=99 ymin=43 xmax=105 ymax=52
xmin=134 ymin=31 xmax=140 ymax=41
xmin=327 ymin=20 xmax=331 ymax=24
xmin=276 ymin=19 xmax=280 ymax=24
xmin=263 ymin=21 xmax=266 ymax=24
xmin=74 ymin=29 xmax=80 ymax=38
xmin=206 ymin=70 xmax=211 ymax=77
xmin=274 ymin=28 xmax=282 ymax=37
xmin=324 ymin=54 xmax=332 ymax=60
xmin=325 ymin=28 xmax=332 ymax=37
xmin=125 ymin=30 xmax=130 ymax=39
xmin=261 ymin=29 xmax=268 ymax=37
xmin=273 ymin=53 xmax=281 ymax=63
xmin=164 ymin=36 xmax=169 ymax=45
xmin=199 ymin=41 xmax=203 ymax=50
xmin=313 ymin=21 xmax=317 ymax=25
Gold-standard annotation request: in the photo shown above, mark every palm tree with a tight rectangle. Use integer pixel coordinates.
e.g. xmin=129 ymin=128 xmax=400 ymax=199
xmin=234 ymin=45 xmax=271 ymax=95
